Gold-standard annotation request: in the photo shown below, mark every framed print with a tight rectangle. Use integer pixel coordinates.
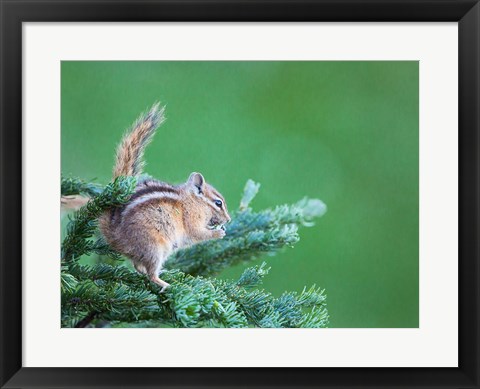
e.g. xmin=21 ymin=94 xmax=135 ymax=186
xmin=1 ymin=1 xmax=479 ymax=388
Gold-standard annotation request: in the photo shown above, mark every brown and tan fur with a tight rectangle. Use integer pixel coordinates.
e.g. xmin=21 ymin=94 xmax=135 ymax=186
xmin=98 ymin=103 xmax=230 ymax=291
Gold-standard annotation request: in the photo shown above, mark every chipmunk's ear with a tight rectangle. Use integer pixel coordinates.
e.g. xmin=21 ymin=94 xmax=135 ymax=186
xmin=187 ymin=172 xmax=205 ymax=194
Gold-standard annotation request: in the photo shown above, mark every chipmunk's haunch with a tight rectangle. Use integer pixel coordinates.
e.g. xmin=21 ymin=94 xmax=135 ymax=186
xmin=99 ymin=103 xmax=231 ymax=291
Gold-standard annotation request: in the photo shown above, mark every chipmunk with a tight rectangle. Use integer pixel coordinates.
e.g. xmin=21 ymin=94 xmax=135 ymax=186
xmin=98 ymin=103 xmax=231 ymax=291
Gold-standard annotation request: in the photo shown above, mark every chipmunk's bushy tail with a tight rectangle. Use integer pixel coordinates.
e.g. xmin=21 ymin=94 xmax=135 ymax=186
xmin=113 ymin=103 xmax=166 ymax=178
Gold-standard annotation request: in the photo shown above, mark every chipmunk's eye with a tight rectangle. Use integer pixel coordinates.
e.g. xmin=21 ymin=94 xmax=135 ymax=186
xmin=214 ymin=199 xmax=223 ymax=208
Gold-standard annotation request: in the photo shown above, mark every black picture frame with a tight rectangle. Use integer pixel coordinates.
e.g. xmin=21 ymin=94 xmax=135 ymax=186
xmin=1 ymin=1 xmax=479 ymax=388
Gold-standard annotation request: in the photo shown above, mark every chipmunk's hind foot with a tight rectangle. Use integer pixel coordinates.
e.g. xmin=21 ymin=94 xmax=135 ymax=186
xmin=150 ymin=275 xmax=170 ymax=293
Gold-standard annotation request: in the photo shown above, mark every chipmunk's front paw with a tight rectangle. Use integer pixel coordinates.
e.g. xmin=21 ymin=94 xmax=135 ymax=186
xmin=211 ymin=227 xmax=226 ymax=239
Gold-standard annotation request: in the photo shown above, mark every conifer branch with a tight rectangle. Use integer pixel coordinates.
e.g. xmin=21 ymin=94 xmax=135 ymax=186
xmin=62 ymin=262 xmax=327 ymax=328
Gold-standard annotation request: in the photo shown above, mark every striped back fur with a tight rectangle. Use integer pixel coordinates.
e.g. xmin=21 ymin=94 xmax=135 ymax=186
xmin=113 ymin=103 xmax=166 ymax=178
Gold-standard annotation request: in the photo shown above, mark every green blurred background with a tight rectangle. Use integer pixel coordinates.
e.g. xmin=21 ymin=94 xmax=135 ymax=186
xmin=61 ymin=61 xmax=419 ymax=328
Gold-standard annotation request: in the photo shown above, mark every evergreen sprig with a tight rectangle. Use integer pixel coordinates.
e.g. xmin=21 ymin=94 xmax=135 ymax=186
xmin=165 ymin=224 xmax=300 ymax=276
xmin=60 ymin=176 xmax=329 ymax=328
xmin=61 ymin=175 xmax=104 ymax=197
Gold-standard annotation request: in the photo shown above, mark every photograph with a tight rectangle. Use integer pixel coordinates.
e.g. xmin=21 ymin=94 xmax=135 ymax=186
xmin=60 ymin=60 xmax=419 ymax=329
